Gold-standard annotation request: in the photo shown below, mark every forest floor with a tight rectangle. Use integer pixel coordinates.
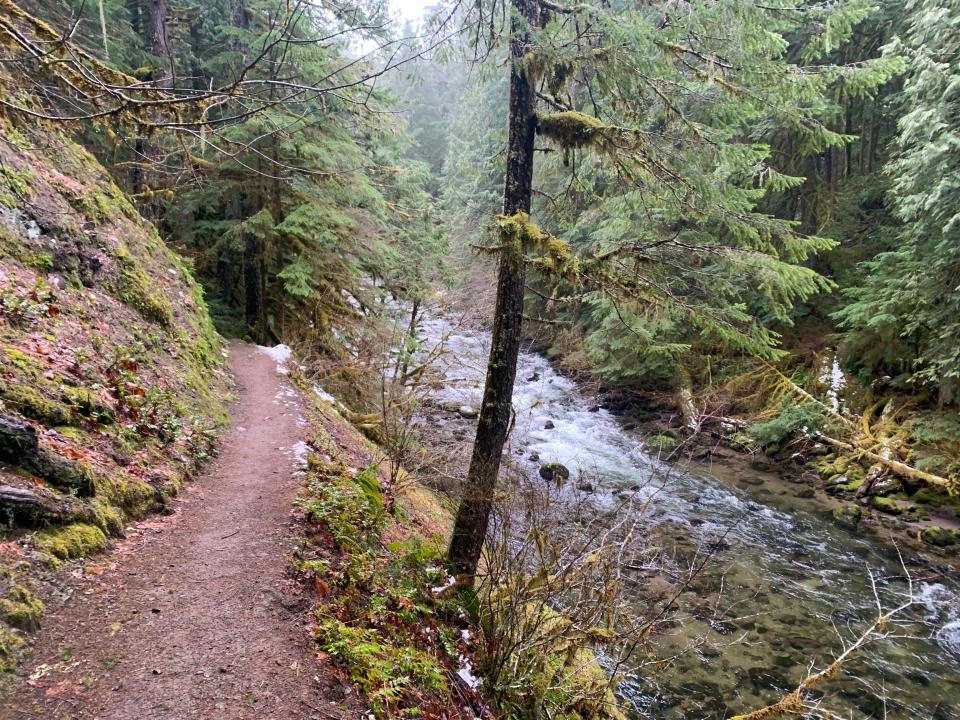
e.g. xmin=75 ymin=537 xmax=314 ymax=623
xmin=1 ymin=342 xmax=359 ymax=720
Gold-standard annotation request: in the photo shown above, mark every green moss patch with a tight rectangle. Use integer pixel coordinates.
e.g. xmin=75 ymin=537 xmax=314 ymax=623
xmin=34 ymin=523 xmax=107 ymax=560
xmin=0 ymin=585 xmax=43 ymax=631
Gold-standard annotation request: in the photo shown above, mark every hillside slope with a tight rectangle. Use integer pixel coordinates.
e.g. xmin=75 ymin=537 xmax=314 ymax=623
xmin=0 ymin=115 xmax=230 ymax=675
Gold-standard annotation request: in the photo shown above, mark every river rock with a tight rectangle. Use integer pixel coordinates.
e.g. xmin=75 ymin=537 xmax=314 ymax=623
xmin=528 ymin=451 xmax=539 ymax=462
xmin=526 ymin=372 xmax=539 ymax=382
xmin=457 ymin=405 xmax=478 ymax=419
xmin=831 ymin=503 xmax=862 ymax=530
xmin=576 ymin=481 xmax=594 ymax=493
xmin=543 ymin=420 xmax=555 ymax=430
xmin=920 ymin=526 xmax=959 ymax=547
xmin=588 ymin=405 xmax=600 ymax=413
xmin=539 ymin=462 xmax=570 ymax=483
xmin=750 ymin=456 xmax=774 ymax=472
xmin=739 ymin=475 xmax=765 ymax=486
xmin=795 ymin=487 xmax=815 ymax=499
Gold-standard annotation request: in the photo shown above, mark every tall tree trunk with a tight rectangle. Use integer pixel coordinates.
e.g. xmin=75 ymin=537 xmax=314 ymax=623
xmin=97 ymin=0 xmax=109 ymax=58
xmin=447 ymin=0 xmax=539 ymax=580
xmin=145 ymin=0 xmax=173 ymax=87
xmin=244 ymin=232 xmax=264 ymax=341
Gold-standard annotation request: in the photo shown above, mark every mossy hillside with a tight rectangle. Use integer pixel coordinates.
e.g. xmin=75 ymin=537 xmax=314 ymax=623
xmin=294 ymin=391 xmax=458 ymax=718
xmin=0 ymin=110 xmax=230 ymax=674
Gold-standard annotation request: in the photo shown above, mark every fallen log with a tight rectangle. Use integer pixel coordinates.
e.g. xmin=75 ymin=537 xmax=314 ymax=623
xmin=815 ymin=433 xmax=956 ymax=493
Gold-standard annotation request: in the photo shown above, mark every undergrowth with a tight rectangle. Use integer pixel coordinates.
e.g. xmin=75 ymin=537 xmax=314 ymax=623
xmin=296 ymin=455 xmax=478 ymax=718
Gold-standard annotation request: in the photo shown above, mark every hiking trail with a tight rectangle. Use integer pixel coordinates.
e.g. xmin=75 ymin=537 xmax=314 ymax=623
xmin=3 ymin=342 xmax=357 ymax=720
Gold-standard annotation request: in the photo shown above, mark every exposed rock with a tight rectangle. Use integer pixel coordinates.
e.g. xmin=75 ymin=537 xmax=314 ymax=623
xmin=0 ymin=415 xmax=94 ymax=495
xmin=588 ymin=405 xmax=600 ymax=413
xmin=739 ymin=475 xmax=765 ymax=486
xmin=543 ymin=420 xmax=555 ymax=430
xmin=832 ymin=504 xmax=862 ymax=530
xmin=576 ymin=481 xmax=594 ymax=493
xmin=920 ymin=526 xmax=958 ymax=547
xmin=457 ymin=405 xmax=478 ymax=419
xmin=528 ymin=452 xmax=540 ymax=462
xmin=539 ymin=462 xmax=570 ymax=483
xmin=526 ymin=372 xmax=540 ymax=382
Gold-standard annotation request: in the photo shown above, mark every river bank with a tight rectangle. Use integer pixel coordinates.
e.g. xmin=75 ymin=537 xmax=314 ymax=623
xmin=414 ymin=310 xmax=960 ymax=719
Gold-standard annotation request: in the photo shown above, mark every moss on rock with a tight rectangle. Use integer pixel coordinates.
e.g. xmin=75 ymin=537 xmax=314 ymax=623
xmin=34 ymin=522 xmax=107 ymax=560
xmin=1 ymin=382 xmax=73 ymax=426
xmin=920 ymin=526 xmax=959 ymax=547
xmin=0 ymin=585 xmax=43 ymax=631
xmin=831 ymin=504 xmax=862 ymax=530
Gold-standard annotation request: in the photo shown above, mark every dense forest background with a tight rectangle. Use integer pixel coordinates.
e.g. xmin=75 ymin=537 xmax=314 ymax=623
xmin=5 ymin=0 xmax=957 ymax=421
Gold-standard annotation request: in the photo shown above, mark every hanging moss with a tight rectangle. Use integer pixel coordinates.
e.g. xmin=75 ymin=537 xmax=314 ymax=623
xmin=494 ymin=212 xmax=580 ymax=279
xmin=537 ymin=111 xmax=611 ymax=150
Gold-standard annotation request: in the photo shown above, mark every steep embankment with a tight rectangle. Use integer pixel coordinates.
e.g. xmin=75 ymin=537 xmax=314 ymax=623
xmin=0 ymin=116 xmax=229 ymax=675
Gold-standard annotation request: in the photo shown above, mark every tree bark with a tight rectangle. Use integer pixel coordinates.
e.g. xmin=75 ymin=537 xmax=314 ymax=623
xmin=145 ymin=0 xmax=173 ymax=87
xmin=447 ymin=0 xmax=539 ymax=579
xmin=244 ymin=232 xmax=265 ymax=341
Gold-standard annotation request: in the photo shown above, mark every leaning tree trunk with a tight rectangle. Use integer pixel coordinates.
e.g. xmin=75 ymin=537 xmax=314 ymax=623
xmin=447 ymin=0 xmax=539 ymax=579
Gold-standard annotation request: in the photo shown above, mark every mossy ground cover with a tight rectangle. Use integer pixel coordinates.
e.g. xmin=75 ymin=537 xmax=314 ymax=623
xmin=290 ymin=388 xmax=480 ymax=719
xmin=0 ymin=117 xmax=231 ymax=680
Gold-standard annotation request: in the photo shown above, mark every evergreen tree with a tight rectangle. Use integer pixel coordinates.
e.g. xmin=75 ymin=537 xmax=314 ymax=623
xmin=835 ymin=0 xmax=960 ymax=404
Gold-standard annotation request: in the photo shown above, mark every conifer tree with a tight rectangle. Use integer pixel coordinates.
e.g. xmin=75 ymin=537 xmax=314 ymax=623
xmin=834 ymin=0 xmax=960 ymax=404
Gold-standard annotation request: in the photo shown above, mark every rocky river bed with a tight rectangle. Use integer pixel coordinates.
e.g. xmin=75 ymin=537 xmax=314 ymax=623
xmin=414 ymin=313 xmax=960 ymax=719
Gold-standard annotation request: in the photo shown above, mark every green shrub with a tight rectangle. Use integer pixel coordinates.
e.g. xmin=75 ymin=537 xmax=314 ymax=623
xmin=747 ymin=403 xmax=824 ymax=448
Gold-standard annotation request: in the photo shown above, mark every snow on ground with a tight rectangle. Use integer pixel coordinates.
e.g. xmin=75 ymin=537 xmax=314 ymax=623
xmin=258 ymin=344 xmax=292 ymax=374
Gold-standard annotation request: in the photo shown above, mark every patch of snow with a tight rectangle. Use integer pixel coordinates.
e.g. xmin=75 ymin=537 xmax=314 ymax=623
xmin=456 ymin=655 xmax=482 ymax=690
xmin=292 ymin=441 xmax=310 ymax=468
xmin=258 ymin=344 xmax=292 ymax=374
xmin=817 ymin=351 xmax=847 ymax=412
xmin=313 ymin=386 xmax=336 ymax=404
xmin=431 ymin=575 xmax=457 ymax=595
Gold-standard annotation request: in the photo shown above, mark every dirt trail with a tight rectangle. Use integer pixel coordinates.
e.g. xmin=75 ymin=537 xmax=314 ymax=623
xmin=3 ymin=342 xmax=355 ymax=720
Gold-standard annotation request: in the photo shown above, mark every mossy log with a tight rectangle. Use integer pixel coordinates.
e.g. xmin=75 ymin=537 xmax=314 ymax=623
xmin=816 ymin=433 xmax=956 ymax=493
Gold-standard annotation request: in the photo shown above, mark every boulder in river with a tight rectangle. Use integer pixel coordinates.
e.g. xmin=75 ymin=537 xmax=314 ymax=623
xmin=920 ymin=526 xmax=959 ymax=547
xmin=576 ymin=481 xmax=594 ymax=493
xmin=526 ymin=372 xmax=539 ymax=382
xmin=543 ymin=420 xmax=555 ymax=430
xmin=457 ymin=405 xmax=478 ymax=419
xmin=831 ymin=503 xmax=862 ymax=531
xmin=528 ymin=452 xmax=540 ymax=462
xmin=539 ymin=462 xmax=570 ymax=483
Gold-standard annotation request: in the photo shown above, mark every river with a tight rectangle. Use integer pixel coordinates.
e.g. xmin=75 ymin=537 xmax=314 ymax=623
xmin=417 ymin=314 xmax=960 ymax=719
